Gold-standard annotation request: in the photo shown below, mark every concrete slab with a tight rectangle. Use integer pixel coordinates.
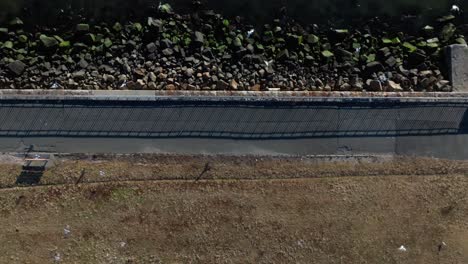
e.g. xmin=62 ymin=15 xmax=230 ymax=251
xmin=447 ymin=44 xmax=468 ymax=91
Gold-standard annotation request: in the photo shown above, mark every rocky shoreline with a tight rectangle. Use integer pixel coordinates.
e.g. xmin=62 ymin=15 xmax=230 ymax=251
xmin=0 ymin=3 xmax=465 ymax=92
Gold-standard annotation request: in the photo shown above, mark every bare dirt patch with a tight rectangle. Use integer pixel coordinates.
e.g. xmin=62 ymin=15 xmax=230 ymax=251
xmin=0 ymin=155 xmax=467 ymax=263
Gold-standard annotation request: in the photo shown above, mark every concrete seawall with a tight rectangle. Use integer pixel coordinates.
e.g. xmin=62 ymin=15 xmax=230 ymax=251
xmin=1 ymin=92 xmax=468 ymax=159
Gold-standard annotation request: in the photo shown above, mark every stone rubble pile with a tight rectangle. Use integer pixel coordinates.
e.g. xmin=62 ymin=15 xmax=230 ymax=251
xmin=0 ymin=3 xmax=465 ymax=91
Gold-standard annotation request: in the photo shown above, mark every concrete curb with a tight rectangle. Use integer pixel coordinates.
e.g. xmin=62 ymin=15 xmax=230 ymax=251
xmin=2 ymin=89 xmax=468 ymax=99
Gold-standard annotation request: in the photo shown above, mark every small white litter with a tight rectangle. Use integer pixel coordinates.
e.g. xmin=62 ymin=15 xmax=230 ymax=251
xmin=120 ymin=241 xmax=127 ymax=248
xmin=398 ymin=245 xmax=407 ymax=252
xmin=264 ymin=60 xmax=274 ymax=68
xmin=51 ymin=82 xmax=60 ymax=89
xmin=63 ymin=225 xmax=71 ymax=237
xmin=296 ymin=240 xmax=305 ymax=248
xmin=378 ymin=74 xmax=387 ymax=83
xmin=99 ymin=171 xmax=106 ymax=176
xmin=53 ymin=252 xmax=61 ymax=262
xmin=247 ymin=29 xmax=255 ymax=38
xmin=452 ymin=5 xmax=460 ymax=13
xmin=439 ymin=241 xmax=448 ymax=251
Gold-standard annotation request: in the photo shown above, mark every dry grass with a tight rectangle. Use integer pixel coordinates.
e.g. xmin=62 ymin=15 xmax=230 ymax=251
xmin=1 ymin=154 xmax=468 ymax=187
xmin=0 ymin=155 xmax=467 ymax=263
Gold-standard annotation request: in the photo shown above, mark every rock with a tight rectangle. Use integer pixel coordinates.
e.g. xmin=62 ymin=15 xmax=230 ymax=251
xmin=233 ymin=37 xmax=242 ymax=47
xmin=67 ymin=78 xmax=78 ymax=88
xmin=216 ymin=80 xmax=230 ymax=90
xmin=146 ymin=42 xmax=157 ymax=53
xmin=350 ymin=76 xmax=363 ymax=89
xmin=185 ymin=68 xmax=194 ymax=77
xmin=315 ymin=78 xmax=324 ymax=87
xmin=398 ymin=65 xmax=410 ymax=76
xmin=337 ymin=48 xmax=353 ymax=61
xmin=118 ymin=74 xmax=128 ymax=83
xmin=367 ymin=79 xmax=383 ymax=91
xmin=136 ymin=79 xmax=146 ymax=89
xmin=409 ymin=69 xmax=418 ymax=77
xmin=148 ymin=17 xmax=163 ymax=29
xmin=202 ymin=72 xmax=211 ymax=79
xmin=419 ymin=70 xmax=433 ymax=78
xmin=277 ymin=49 xmax=290 ymax=60
xmin=421 ymin=76 xmax=438 ymax=90
xmin=251 ymin=84 xmax=261 ymax=91
xmin=148 ymin=72 xmax=157 ymax=82
xmin=387 ymin=80 xmax=402 ymax=91
xmin=113 ymin=22 xmax=123 ymax=32
xmin=76 ymin=24 xmax=90 ymax=32
xmin=336 ymin=76 xmax=344 ymax=88
xmin=247 ymin=44 xmax=254 ymax=53
xmin=103 ymin=65 xmax=116 ymax=74
xmin=230 ymin=79 xmax=239 ymax=90
xmin=385 ymin=57 xmax=397 ymax=67
xmin=184 ymin=56 xmax=194 ymax=63
xmin=7 ymin=60 xmax=26 ymax=76
xmin=259 ymin=69 xmax=266 ymax=77
xmin=103 ymin=38 xmax=113 ymax=48
xmin=408 ymin=51 xmax=426 ymax=66
xmin=125 ymin=81 xmax=137 ymax=89
xmin=379 ymin=47 xmax=391 ymax=58
xmin=165 ymin=84 xmax=176 ymax=90
xmin=435 ymin=80 xmax=451 ymax=91
xmin=9 ymin=17 xmax=23 ymax=26
xmin=148 ymin=82 xmax=158 ymax=90
xmin=158 ymin=72 xmax=167 ymax=80
xmin=353 ymin=81 xmax=363 ymax=90
xmin=194 ymin=31 xmax=204 ymax=44
xmin=78 ymin=59 xmax=89 ymax=69
xmin=162 ymin=48 xmax=174 ymax=56
xmin=340 ymin=83 xmax=352 ymax=91
xmin=134 ymin=68 xmax=146 ymax=78
xmin=39 ymin=35 xmax=58 ymax=48
xmin=119 ymin=61 xmax=130 ymax=73
xmin=161 ymin=39 xmax=173 ymax=48
xmin=72 ymin=70 xmax=86 ymax=80
xmin=365 ymin=61 xmax=384 ymax=74
xmin=103 ymin=74 xmax=115 ymax=83
xmin=440 ymin=23 xmax=456 ymax=42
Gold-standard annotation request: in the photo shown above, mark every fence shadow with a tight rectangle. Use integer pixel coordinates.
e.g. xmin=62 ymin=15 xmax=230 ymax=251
xmin=16 ymin=156 xmax=49 ymax=186
xmin=16 ymin=169 xmax=44 ymax=185
xmin=1 ymin=99 xmax=468 ymax=139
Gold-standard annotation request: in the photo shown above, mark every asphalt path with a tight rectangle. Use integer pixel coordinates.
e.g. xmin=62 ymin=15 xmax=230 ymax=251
xmin=0 ymin=97 xmax=467 ymax=158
